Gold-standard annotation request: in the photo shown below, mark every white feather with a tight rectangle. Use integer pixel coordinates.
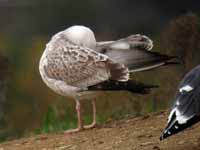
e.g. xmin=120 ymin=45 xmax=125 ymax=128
xmin=64 ymin=25 xmax=96 ymax=49
xmin=130 ymin=62 xmax=165 ymax=72
xmin=176 ymin=101 xmax=180 ymax=106
xmin=110 ymin=42 xmax=130 ymax=50
xmin=179 ymin=85 xmax=193 ymax=93
xmin=168 ymin=107 xmax=191 ymax=124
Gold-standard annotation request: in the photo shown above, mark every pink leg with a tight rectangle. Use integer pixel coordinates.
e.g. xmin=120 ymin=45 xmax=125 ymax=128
xmin=84 ymin=99 xmax=97 ymax=129
xmin=64 ymin=100 xmax=84 ymax=134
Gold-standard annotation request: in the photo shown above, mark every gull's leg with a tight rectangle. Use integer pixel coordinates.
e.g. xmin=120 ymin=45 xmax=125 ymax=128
xmin=84 ymin=99 xmax=97 ymax=129
xmin=64 ymin=100 xmax=84 ymax=134
xmin=75 ymin=100 xmax=84 ymax=129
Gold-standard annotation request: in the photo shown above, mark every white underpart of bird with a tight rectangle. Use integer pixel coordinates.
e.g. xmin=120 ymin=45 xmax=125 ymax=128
xmin=39 ymin=25 xmax=178 ymax=133
xmin=160 ymin=65 xmax=200 ymax=141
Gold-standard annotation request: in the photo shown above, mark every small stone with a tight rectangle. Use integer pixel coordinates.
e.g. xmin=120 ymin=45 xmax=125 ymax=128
xmin=21 ymin=141 xmax=28 ymax=145
xmin=137 ymin=134 xmax=145 ymax=138
xmin=178 ymin=141 xmax=185 ymax=145
xmin=98 ymin=141 xmax=104 ymax=144
xmin=141 ymin=115 xmax=150 ymax=120
xmin=56 ymin=145 xmax=73 ymax=150
xmin=140 ymin=141 xmax=154 ymax=146
xmin=147 ymin=134 xmax=153 ymax=138
xmin=152 ymin=146 xmax=160 ymax=150
xmin=36 ymin=136 xmax=48 ymax=141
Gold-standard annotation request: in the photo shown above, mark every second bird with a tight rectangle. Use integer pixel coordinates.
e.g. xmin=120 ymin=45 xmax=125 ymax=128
xmin=160 ymin=65 xmax=200 ymax=140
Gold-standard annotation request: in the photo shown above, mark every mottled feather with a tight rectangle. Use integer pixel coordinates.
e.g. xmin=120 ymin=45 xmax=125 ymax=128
xmin=42 ymin=34 xmax=129 ymax=89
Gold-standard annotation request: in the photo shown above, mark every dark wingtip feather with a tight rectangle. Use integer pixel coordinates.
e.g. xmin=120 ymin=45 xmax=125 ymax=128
xmin=127 ymin=51 xmax=182 ymax=72
xmin=164 ymin=56 xmax=183 ymax=65
xmin=162 ymin=61 xmax=182 ymax=67
xmin=128 ymin=81 xmax=159 ymax=94
xmin=88 ymin=80 xmax=159 ymax=94
xmin=150 ymin=52 xmax=182 ymax=64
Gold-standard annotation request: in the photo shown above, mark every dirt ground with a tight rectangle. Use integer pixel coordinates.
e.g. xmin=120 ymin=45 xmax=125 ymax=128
xmin=1 ymin=111 xmax=200 ymax=150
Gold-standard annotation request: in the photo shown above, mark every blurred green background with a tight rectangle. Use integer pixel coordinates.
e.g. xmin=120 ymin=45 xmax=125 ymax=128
xmin=0 ymin=0 xmax=200 ymax=141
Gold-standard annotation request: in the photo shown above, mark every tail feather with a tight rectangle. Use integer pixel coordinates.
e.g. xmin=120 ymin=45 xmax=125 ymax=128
xmin=162 ymin=61 xmax=181 ymax=66
xmin=88 ymin=80 xmax=158 ymax=94
xmin=96 ymin=34 xmax=180 ymax=72
xmin=102 ymin=48 xmax=180 ymax=72
xmin=126 ymin=51 xmax=180 ymax=72
xmin=131 ymin=58 xmax=181 ymax=73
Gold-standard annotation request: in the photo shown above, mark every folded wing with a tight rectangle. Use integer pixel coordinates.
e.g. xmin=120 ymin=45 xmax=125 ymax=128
xmin=96 ymin=34 xmax=178 ymax=72
xmin=43 ymin=37 xmax=129 ymax=89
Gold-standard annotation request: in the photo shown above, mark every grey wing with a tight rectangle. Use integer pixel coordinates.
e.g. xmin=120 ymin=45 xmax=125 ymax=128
xmin=96 ymin=35 xmax=175 ymax=72
xmin=96 ymin=34 xmax=153 ymax=52
xmin=43 ymin=39 xmax=129 ymax=89
xmin=105 ymin=48 xmax=175 ymax=72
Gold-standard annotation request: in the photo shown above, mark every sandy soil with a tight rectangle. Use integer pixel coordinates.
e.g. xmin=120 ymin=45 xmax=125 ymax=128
xmin=1 ymin=111 xmax=200 ymax=150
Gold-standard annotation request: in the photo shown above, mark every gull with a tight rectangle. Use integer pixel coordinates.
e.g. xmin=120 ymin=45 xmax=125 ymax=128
xmin=39 ymin=25 xmax=178 ymax=133
xmin=160 ymin=65 xmax=200 ymax=140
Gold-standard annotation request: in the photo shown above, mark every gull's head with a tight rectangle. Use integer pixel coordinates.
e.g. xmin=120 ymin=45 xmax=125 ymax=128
xmin=64 ymin=25 xmax=96 ymax=49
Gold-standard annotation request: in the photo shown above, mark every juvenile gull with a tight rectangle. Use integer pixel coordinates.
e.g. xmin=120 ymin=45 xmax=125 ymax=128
xmin=39 ymin=25 xmax=178 ymax=133
xmin=160 ymin=65 xmax=200 ymax=140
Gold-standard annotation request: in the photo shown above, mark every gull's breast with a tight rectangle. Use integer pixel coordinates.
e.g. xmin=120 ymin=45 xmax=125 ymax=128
xmin=39 ymin=51 xmax=81 ymax=97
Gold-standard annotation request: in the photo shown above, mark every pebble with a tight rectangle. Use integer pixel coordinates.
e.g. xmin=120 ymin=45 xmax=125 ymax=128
xmin=21 ymin=141 xmax=28 ymax=145
xmin=178 ymin=141 xmax=185 ymax=145
xmin=140 ymin=141 xmax=154 ymax=146
xmin=98 ymin=141 xmax=104 ymax=144
xmin=36 ymin=136 xmax=48 ymax=141
xmin=137 ymin=134 xmax=145 ymax=138
xmin=152 ymin=146 xmax=160 ymax=150
xmin=56 ymin=145 xmax=74 ymax=150
xmin=141 ymin=115 xmax=150 ymax=120
xmin=147 ymin=134 xmax=153 ymax=138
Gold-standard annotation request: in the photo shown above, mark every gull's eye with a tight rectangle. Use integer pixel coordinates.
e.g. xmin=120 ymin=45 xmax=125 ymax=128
xmin=179 ymin=85 xmax=193 ymax=93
